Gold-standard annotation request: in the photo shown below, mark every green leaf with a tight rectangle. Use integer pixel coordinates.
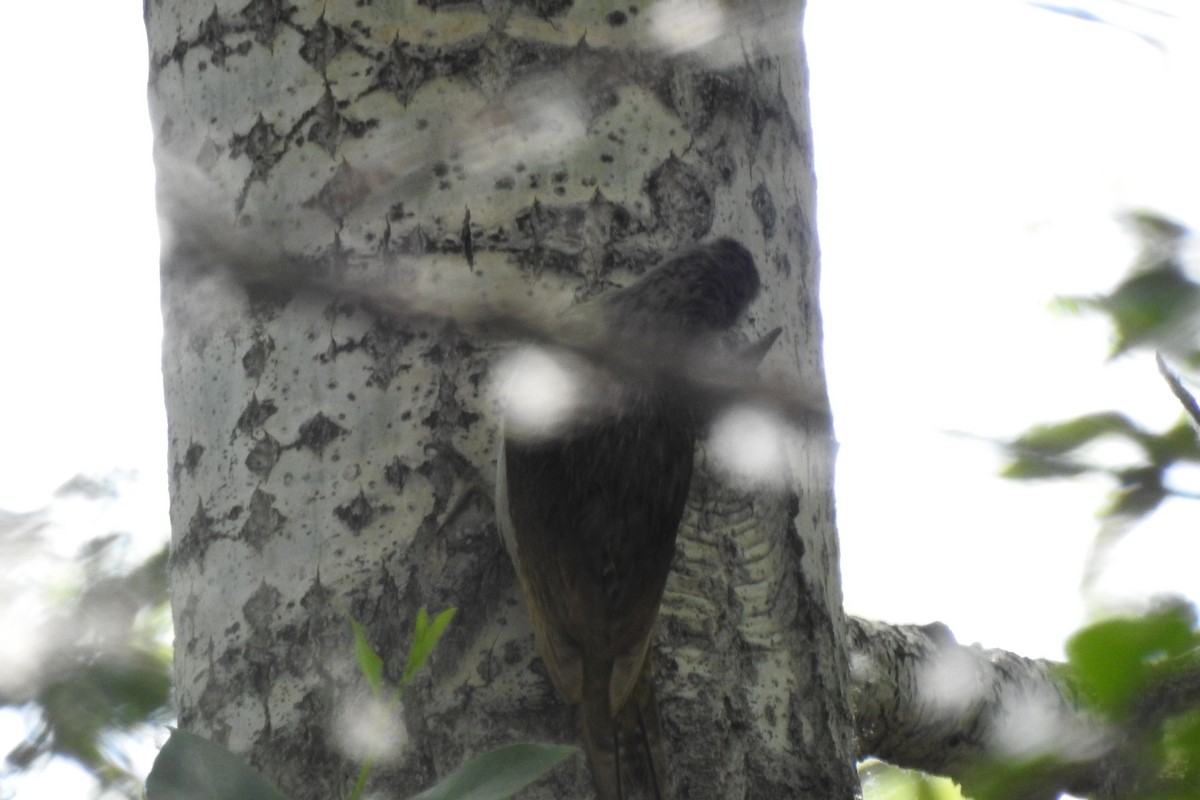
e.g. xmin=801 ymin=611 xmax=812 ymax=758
xmin=402 ymin=607 xmax=457 ymax=687
xmin=858 ymin=762 xmax=965 ymax=800
xmin=1000 ymin=455 xmax=1089 ymax=480
xmin=1049 ymin=295 xmax=1092 ymax=317
xmin=1102 ymin=470 xmax=1165 ymax=520
xmin=960 ymin=754 xmax=1064 ymax=800
xmin=37 ymin=648 xmax=172 ymax=775
xmin=1066 ymin=609 xmax=1196 ymax=715
xmin=145 ymin=728 xmax=291 ymax=800
xmin=407 ymin=743 xmax=576 ymax=800
xmin=1150 ymin=421 xmax=1200 ymax=464
xmin=349 ymin=616 xmax=384 ymax=694
xmin=1163 ymin=708 xmax=1200 ymax=785
xmin=1100 ymin=267 xmax=1199 ymax=356
xmin=1011 ymin=413 xmax=1143 ymax=457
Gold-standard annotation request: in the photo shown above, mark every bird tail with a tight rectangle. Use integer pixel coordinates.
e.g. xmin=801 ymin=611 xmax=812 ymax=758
xmin=581 ymin=659 xmax=667 ymax=800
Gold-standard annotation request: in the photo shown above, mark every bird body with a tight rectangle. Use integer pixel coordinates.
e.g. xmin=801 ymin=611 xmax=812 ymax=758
xmin=496 ymin=239 xmax=761 ymax=799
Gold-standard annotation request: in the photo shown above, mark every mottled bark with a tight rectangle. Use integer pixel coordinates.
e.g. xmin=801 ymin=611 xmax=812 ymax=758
xmin=147 ymin=0 xmax=854 ymax=798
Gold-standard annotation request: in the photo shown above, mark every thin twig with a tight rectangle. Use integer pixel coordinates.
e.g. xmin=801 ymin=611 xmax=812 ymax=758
xmin=1156 ymin=352 xmax=1200 ymax=428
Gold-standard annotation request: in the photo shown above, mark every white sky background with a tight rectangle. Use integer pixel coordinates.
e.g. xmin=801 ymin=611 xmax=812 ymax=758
xmin=809 ymin=0 xmax=1200 ymax=658
xmin=0 ymin=0 xmax=1198 ymax=795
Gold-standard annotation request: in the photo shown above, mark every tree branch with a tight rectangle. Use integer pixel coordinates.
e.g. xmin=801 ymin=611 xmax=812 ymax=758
xmin=846 ymin=616 xmax=1200 ymax=799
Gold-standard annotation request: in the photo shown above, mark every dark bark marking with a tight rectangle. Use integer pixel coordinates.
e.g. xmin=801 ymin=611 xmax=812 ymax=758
xmin=751 ymin=182 xmax=777 ymax=240
xmin=305 ymin=159 xmax=373 ymax=222
xmin=245 ymin=434 xmax=281 ymax=477
xmin=295 ymin=412 xmax=347 ymax=455
xmin=236 ymin=395 xmax=279 ymax=435
xmin=334 ymin=490 xmax=379 ymax=533
xmin=240 ymin=488 xmax=287 ymax=550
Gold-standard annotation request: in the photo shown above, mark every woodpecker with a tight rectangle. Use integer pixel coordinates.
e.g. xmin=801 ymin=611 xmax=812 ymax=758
xmin=496 ymin=239 xmax=761 ymax=799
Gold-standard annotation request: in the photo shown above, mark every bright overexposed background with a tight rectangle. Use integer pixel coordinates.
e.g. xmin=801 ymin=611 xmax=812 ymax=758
xmin=1 ymin=0 xmax=1198 ymax=795
xmin=810 ymin=0 xmax=1200 ymax=658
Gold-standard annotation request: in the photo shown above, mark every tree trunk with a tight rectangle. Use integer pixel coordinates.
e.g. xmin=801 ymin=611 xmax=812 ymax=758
xmin=146 ymin=0 xmax=855 ymax=797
